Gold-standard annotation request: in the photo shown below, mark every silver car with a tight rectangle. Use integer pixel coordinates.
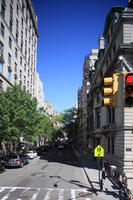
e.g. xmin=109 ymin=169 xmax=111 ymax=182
xmin=5 ymin=153 xmax=24 ymax=168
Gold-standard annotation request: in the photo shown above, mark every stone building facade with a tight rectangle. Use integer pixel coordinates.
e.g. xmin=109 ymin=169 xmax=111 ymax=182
xmin=0 ymin=0 xmax=38 ymax=96
xmin=78 ymin=3 xmax=133 ymax=188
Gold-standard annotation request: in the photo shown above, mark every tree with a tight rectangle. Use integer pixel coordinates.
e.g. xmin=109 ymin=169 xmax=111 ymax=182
xmin=55 ymin=107 xmax=78 ymax=141
xmin=0 ymin=85 xmax=41 ymax=151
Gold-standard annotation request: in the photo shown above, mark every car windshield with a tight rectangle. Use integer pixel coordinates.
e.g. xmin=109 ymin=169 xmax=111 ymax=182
xmin=8 ymin=154 xmax=18 ymax=159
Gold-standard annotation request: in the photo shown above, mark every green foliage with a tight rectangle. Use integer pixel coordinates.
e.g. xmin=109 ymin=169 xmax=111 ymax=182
xmin=52 ymin=127 xmax=64 ymax=139
xmin=0 ymin=85 xmax=54 ymax=144
xmin=57 ymin=107 xmax=78 ymax=140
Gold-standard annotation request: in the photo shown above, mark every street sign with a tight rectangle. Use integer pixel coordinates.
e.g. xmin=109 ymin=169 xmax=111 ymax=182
xmin=94 ymin=145 xmax=104 ymax=157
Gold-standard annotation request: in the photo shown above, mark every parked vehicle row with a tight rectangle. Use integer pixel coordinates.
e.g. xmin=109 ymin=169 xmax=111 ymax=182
xmin=0 ymin=149 xmax=38 ymax=171
xmin=26 ymin=150 xmax=37 ymax=159
xmin=0 ymin=155 xmax=5 ymax=171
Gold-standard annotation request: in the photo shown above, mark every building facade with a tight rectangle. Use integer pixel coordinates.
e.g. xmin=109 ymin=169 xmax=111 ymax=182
xmin=78 ymin=3 xmax=133 ymax=188
xmin=44 ymin=100 xmax=58 ymax=117
xmin=0 ymin=0 xmax=38 ymax=96
xmin=77 ymin=49 xmax=98 ymax=149
xmin=35 ymin=72 xmax=45 ymax=109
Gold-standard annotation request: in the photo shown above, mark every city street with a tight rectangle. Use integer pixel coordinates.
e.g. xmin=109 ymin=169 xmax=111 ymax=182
xmin=0 ymin=146 xmax=97 ymax=200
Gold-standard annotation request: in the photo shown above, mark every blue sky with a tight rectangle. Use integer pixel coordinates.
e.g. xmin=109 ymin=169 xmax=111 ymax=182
xmin=32 ymin=0 xmax=126 ymax=112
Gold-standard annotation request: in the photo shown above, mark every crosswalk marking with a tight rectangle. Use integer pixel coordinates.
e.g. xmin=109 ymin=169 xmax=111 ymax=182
xmin=0 ymin=187 xmax=92 ymax=200
xmin=31 ymin=188 xmax=40 ymax=200
xmin=58 ymin=189 xmax=64 ymax=200
xmin=1 ymin=187 xmax=17 ymax=200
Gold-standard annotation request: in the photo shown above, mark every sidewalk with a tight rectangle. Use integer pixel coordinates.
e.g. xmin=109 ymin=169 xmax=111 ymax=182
xmin=74 ymin=147 xmax=120 ymax=200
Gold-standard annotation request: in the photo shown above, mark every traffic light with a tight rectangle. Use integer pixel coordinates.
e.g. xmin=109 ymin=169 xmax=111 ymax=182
xmin=124 ymin=73 xmax=133 ymax=106
xmin=103 ymin=74 xmax=118 ymax=107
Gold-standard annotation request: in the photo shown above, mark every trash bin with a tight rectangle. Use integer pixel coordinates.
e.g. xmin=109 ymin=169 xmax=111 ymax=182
xmin=110 ymin=165 xmax=117 ymax=176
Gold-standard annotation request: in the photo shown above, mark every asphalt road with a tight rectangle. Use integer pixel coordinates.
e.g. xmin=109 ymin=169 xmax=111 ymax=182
xmin=0 ymin=145 xmax=97 ymax=200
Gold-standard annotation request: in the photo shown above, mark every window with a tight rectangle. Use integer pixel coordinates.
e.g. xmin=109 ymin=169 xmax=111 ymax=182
xmin=96 ymin=92 xmax=100 ymax=103
xmin=21 ymin=17 xmax=23 ymax=29
xmin=15 ymin=47 xmax=18 ymax=58
xmin=26 ymin=14 xmax=28 ymax=24
xmin=16 ymin=4 xmax=19 ymax=15
xmin=24 ymin=64 xmax=26 ymax=72
xmin=0 ymin=41 xmax=4 ymax=57
xmin=25 ymin=49 xmax=27 ymax=59
xmin=112 ymin=108 xmax=115 ymax=123
xmin=96 ymin=109 xmax=100 ymax=128
xmin=31 ymin=74 xmax=32 ymax=84
xmin=20 ymin=56 xmax=22 ymax=66
xmin=20 ymin=42 xmax=23 ymax=52
xmin=10 ymin=4 xmax=13 ymax=18
xmin=25 ymin=28 xmax=27 ymax=38
xmin=1 ymin=23 xmax=4 ymax=37
xmin=107 ymin=137 xmax=110 ymax=153
xmin=1 ymin=1 xmax=6 ymax=18
xmin=9 ymin=36 xmax=12 ymax=49
xmin=27 ymin=80 xmax=29 ymax=88
xmin=0 ymin=61 xmax=2 ymax=73
xmin=14 ymin=74 xmax=17 ymax=84
xmin=111 ymin=137 xmax=114 ymax=155
xmin=107 ymin=34 xmax=110 ymax=44
xmin=24 ymin=75 xmax=26 ymax=84
xmin=9 ymin=20 xmax=13 ymax=32
xmin=0 ymin=80 xmax=3 ymax=92
xmin=20 ymin=69 xmax=22 ymax=79
xmin=7 ymin=67 xmax=11 ymax=81
xmin=14 ymin=62 xmax=17 ymax=72
xmin=113 ymin=44 xmax=116 ymax=56
xmin=16 ymin=19 xmax=18 ymax=30
xmin=25 ymin=39 xmax=27 ymax=49
xmin=16 ymin=33 xmax=18 ymax=43
xmin=8 ymin=53 xmax=11 ymax=65
xmin=21 ymin=30 xmax=23 ymax=40
xmin=107 ymin=107 xmax=115 ymax=124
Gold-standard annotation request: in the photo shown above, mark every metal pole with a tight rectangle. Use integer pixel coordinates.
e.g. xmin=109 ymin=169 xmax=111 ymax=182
xmin=98 ymin=157 xmax=100 ymax=186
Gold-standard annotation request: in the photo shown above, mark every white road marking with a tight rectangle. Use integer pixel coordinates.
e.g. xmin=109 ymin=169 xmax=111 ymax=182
xmin=31 ymin=188 xmax=40 ymax=200
xmin=0 ymin=188 xmax=5 ymax=193
xmin=58 ymin=189 xmax=64 ymax=200
xmin=1 ymin=187 xmax=17 ymax=200
xmin=0 ymin=187 xmax=92 ymax=200
xmin=44 ymin=189 xmax=53 ymax=200
xmin=71 ymin=189 xmax=76 ymax=200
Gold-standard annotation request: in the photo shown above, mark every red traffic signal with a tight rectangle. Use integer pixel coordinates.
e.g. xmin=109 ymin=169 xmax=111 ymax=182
xmin=125 ymin=73 xmax=133 ymax=106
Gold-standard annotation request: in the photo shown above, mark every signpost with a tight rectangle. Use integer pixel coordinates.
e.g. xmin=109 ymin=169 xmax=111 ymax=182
xmin=94 ymin=145 xmax=104 ymax=189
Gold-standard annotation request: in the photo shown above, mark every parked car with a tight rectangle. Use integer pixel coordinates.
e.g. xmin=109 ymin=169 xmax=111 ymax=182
xmin=5 ymin=153 xmax=25 ymax=168
xmin=0 ymin=155 xmax=5 ymax=171
xmin=18 ymin=153 xmax=30 ymax=165
xmin=58 ymin=143 xmax=64 ymax=150
xmin=26 ymin=150 xmax=37 ymax=159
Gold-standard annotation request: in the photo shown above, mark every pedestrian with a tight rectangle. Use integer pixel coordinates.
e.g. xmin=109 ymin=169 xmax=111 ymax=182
xmin=101 ymin=167 xmax=106 ymax=190
xmin=102 ymin=167 xmax=106 ymax=181
xmin=119 ymin=172 xmax=127 ymax=189
xmin=119 ymin=172 xmax=128 ymax=199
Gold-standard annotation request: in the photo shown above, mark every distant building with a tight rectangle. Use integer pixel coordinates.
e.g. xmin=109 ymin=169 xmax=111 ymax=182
xmin=44 ymin=100 xmax=59 ymax=117
xmin=35 ymin=72 xmax=45 ymax=109
xmin=77 ymin=49 xmax=98 ymax=149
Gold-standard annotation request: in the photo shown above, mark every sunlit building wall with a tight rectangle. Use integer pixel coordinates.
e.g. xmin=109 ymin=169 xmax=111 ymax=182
xmin=0 ymin=0 xmax=38 ymax=96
